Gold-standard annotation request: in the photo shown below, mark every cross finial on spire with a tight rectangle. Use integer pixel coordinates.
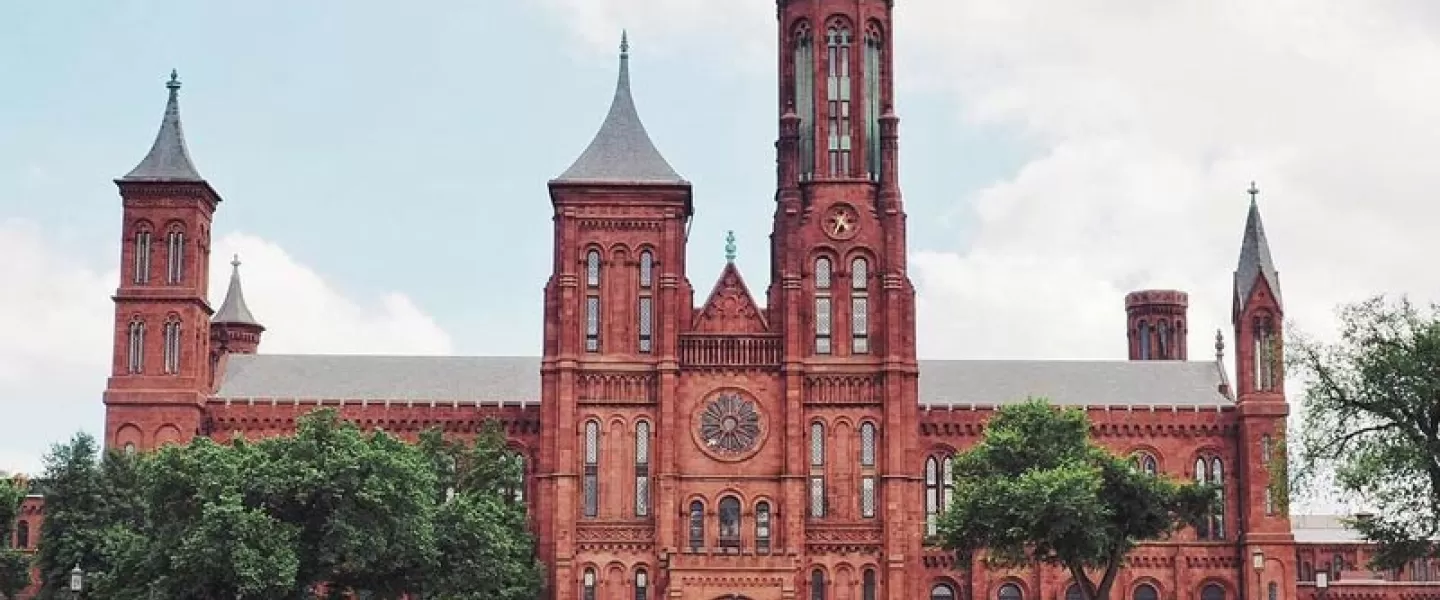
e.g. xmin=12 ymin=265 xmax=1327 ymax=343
xmin=167 ymin=69 xmax=181 ymax=91
xmin=1215 ymin=328 xmax=1226 ymax=361
xmin=231 ymin=254 xmax=241 ymax=269
xmin=725 ymin=230 xmax=737 ymax=263
xmin=1248 ymin=180 xmax=1260 ymax=204
xmin=620 ymin=30 xmax=630 ymax=57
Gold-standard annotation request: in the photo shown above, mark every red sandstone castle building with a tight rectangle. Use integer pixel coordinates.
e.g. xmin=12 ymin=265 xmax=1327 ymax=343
xmin=8 ymin=2 xmax=1440 ymax=599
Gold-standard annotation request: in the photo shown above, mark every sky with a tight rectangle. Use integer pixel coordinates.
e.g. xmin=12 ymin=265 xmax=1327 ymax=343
xmin=3 ymin=1 xmax=1438 ymax=514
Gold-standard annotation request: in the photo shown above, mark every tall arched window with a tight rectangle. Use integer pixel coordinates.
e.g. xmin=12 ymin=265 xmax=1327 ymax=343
xmin=810 ymin=421 xmax=826 ymax=517
xmin=688 ymin=500 xmax=704 ymax=551
xmin=15 ymin=520 xmax=28 ymax=549
xmin=811 ymin=569 xmax=827 ymax=600
xmin=162 ymin=317 xmax=182 ymax=374
xmin=1254 ymin=313 xmax=1277 ymax=390
xmin=863 ymin=23 xmax=883 ymax=180
xmin=1194 ymin=455 xmax=1225 ymax=539
xmin=793 ymin=21 xmax=815 ymax=179
xmin=165 ymin=225 xmax=184 ymax=284
xmin=719 ymin=496 xmax=741 ymax=549
xmin=851 ymin=257 xmax=869 ymax=353
xmin=1331 ymin=554 xmax=1343 ymax=579
xmin=1137 ymin=320 xmax=1151 ymax=359
xmin=932 ymin=584 xmax=956 ymax=600
xmin=1132 ymin=452 xmax=1158 ymax=475
xmin=925 ymin=456 xmax=940 ymax=536
xmin=862 ymin=569 xmax=877 ymax=600
xmin=755 ymin=501 xmax=772 ymax=553
xmin=583 ymin=420 xmax=599 ymax=518
xmin=942 ymin=455 xmax=955 ymax=511
xmin=998 ymin=582 xmax=1023 ymax=600
xmin=1134 ymin=583 xmax=1158 ymax=600
xmin=1201 ymin=583 xmax=1225 ymax=600
xmin=635 ymin=420 xmax=650 ymax=516
xmin=638 ymin=250 xmax=653 ymax=353
xmin=814 ymin=257 xmax=833 ymax=354
xmin=1157 ymin=319 xmax=1170 ymax=358
xmin=133 ymin=225 xmax=152 ymax=284
xmin=825 ymin=20 xmax=853 ymax=177
xmin=511 ymin=452 xmax=527 ymax=503
xmin=635 ymin=568 xmax=649 ymax=600
xmin=127 ymin=317 xmax=146 ymax=374
xmin=860 ymin=421 xmax=877 ymax=517
xmin=1267 ymin=582 xmax=1277 ymax=600
xmin=582 ymin=568 xmax=596 ymax=600
xmin=585 ymin=250 xmax=601 ymax=352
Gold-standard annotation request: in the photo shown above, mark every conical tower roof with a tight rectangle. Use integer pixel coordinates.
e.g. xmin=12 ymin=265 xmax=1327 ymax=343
xmin=121 ymin=70 xmax=205 ymax=182
xmin=554 ymin=33 xmax=686 ymax=185
xmin=1233 ymin=183 xmax=1283 ymax=312
xmin=213 ymin=255 xmax=263 ymax=329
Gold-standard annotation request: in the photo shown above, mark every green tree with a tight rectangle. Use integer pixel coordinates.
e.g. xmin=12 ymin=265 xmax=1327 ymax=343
xmin=1289 ymin=295 xmax=1440 ymax=569
xmin=938 ymin=399 xmax=1214 ymax=600
xmin=0 ymin=476 xmax=31 ymax=599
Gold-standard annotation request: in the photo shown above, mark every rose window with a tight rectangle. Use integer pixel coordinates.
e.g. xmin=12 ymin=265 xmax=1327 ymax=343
xmin=699 ymin=393 xmax=761 ymax=454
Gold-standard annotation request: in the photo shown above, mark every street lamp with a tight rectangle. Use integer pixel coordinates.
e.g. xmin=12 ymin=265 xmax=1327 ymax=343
xmin=68 ymin=563 xmax=84 ymax=597
xmin=1315 ymin=571 xmax=1329 ymax=590
xmin=1252 ymin=550 xmax=1265 ymax=600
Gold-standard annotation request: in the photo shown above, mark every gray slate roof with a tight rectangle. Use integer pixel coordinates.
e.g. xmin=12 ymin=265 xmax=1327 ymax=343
xmin=1291 ymin=515 xmax=1366 ymax=543
xmin=212 ymin=257 xmax=262 ymax=327
xmin=214 ymin=355 xmax=1230 ymax=407
xmin=554 ymin=38 xmax=686 ymax=185
xmin=1234 ymin=196 xmax=1282 ymax=310
xmin=121 ymin=70 xmax=205 ymax=183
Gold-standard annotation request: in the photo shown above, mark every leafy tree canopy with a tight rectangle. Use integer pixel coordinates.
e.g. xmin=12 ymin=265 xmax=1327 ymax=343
xmin=33 ymin=410 xmax=542 ymax=600
xmin=0 ymin=475 xmax=31 ymax=599
xmin=1289 ymin=295 xmax=1440 ymax=568
xmin=938 ymin=399 xmax=1214 ymax=600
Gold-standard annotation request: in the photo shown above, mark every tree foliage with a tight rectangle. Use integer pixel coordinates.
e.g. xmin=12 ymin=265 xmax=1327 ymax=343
xmin=1289 ymin=295 xmax=1440 ymax=569
xmin=0 ymin=475 xmax=31 ymax=599
xmin=33 ymin=410 xmax=542 ymax=600
xmin=938 ymin=399 xmax=1215 ymax=600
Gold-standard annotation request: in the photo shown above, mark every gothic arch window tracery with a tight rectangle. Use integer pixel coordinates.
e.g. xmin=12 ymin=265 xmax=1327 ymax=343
xmin=634 ymin=420 xmax=650 ymax=516
xmin=925 ymin=453 xmax=955 ymax=536
xmin=1253 ymin=311 xmax=1278 ymax=390
xmin=1137 ymin=320 xmax=1151 ymax=359
xmin=127 ymin=317 xmax=146 ymax=374
xmin=132 ymin=222 xmax=153 ymax=284
xmin=793 ymin=20 xmax=816 ymax=179
xmin=718 ymin=495 xmax=741 ymax=549
xmin=585 ymin=249 xmax=602 ymax=352
xmin=162 ymin=315 xmax=182 ymax=374
xmin=863 ymin=22 xmax=884 ymax=180
xmin=165 ymin=222 xmax=185 ymax=284
xmin=814 ymin=257 xmax=833 ymax=354
xmin=851 ymin=256 xmax=870 ymax=353
xmin=1194 ymin=454 xmax=1225 ymax=539
xmin=755 ymin=500 xmax=772 ymax=552
xmin=638 ymin=250 xmax=653 ymax=353
xmin=859 ymin=420 xmax=877 ymax=517
xmin=1131 ymin=451 xmax=1159 ymax=475
xmin=688 ymin=500 xmax=705 ymax=551
xmin=810 ymin=421 xmax=827 ymax=517
xmin=825 ymin=18 xmax=854 ymax=177
xmin=582 ymin=420 xmax=599 ymax=518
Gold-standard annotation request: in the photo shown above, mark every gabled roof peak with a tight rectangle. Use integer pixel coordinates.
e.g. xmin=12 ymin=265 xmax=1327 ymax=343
xmin=213 ymin=255 xmax=263 ymax=329
xmin=1233 ymin=181 xmax=1283 ymax=314
xmin=553 ymin=33 xmax=686 ymax=185
xmin=121 ymin=70 xmax=205 ymax=183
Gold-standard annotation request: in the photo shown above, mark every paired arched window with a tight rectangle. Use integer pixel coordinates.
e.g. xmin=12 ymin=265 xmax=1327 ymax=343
xmin=755 ymin=501 xmax=772 ymax=553
xmin=1137 ymin=320 xmax=1152 ymax=359
xmin=510 ymin=452 xmax=527 ymax=503
xmin=860 ymin=421 xmax=877 ymax=517
xmin=688 ymin=500 xmax=704 ymax=551
xmin=825 ymin=19 xmax=853 ymax=176
xmin=863 ymin=23 xmax=883 ymax=179
xmin=1132 ymin=452 xmax=1158 ymax=475
xmin=793 ymin=21 xmax=816 ymax=179
xmin=811 ymin=569 xmax=827 ymax=600
xmin=635 ymin=420 xmax=650 ymax=516
xmin=997 ymin=582 xmax=1023 ymax=600
xmin=638 ymin=250 xmax=654 ymax=353
xmin=718 ymin=496 xmax=741 ymax=549
xmin=1200 ymin=583 xmax=1225 ymax=600
xmin=15 ymin=519 xmax=28 ymax=549
xmin=809 ymin=421 xmax=826 ymax=517
xmin=851 ymin=257 xmax=869 ymax=353
xmin=635 ymin=568 xmax=649 ymax=600
xmin=582 ymin=420 xmax=599 ymax=518
xmin=862 ymin=569 xmax=877 ymax=600
xmin=162 ymin=317 xmax=182 ymax=374
xmin=582 ymin=568 xmax=596 ymax=600
xmin=585 ymin=250 xmax=601 ymax=352
xmin=1194 ymin=455 xmax=1225 ymax=539
xmin=931 ymin=584 xmax=956 ymax=600
xmin=126 ymin=317 xmax=146 ymax=374
xmin=165 ymin=225 xmax=185 ymax=284
xmin=814 ymin=257 xmax=833 ymax=354
xmin=1134 ymin=583 xmax=1159 ymax=600
xmin=925 ymin=454 xmax=954 ymax=536
xmin=1253 ymin=312 xmax=1278 ymax=390
xmin=132 ymin=224 xmax=153 ymax=284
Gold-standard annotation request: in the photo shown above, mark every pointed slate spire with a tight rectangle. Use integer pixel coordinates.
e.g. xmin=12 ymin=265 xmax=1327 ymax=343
xmin=213 ymin=255 xmax=262 ymax=328
xmin=555 ymin=33 xmax=686 ymax=184
xmin=1234 ymin=181 xmax=1283 ymax=311
xmin=122 ymin=70 xmax=205 ymax=182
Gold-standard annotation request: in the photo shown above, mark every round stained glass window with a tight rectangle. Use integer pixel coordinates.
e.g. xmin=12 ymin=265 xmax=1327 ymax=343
xmin=699 ymin=392 xmax=762 ymax=455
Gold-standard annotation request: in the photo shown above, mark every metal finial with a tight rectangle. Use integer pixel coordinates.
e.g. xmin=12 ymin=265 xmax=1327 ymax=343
xmin=231 ymin=254 xmax=241 ymax=269
xmin=620 ymin=30 xmax=629 ymax=56
xmin=1215 ymin=328 xmax=1226 ymax=360
xmin=1247 ymin=181 xmax=1259 ymax=204
xmin=167 ymin=69 xmax=181 ymax=91
xmin=724 ymin=230 xmax=737 ymax=263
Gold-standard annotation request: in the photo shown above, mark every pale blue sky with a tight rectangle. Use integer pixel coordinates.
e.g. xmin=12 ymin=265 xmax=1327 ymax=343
xmin=0 ymin=1 xmax=1026 ymax=357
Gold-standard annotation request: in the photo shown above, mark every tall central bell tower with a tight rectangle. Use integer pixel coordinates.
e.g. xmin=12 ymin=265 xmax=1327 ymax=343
xmin=770 ymin=0 xmax=922 ymax=599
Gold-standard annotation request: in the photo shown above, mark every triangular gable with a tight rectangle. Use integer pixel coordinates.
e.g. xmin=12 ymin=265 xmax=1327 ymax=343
xmin=692 ymin=262 xmax=769 ymax=333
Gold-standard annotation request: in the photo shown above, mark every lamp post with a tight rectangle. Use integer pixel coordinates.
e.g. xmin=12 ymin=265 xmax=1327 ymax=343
xmin=68 ymin=563 xmax=84 ymax=598
xmin=1252 ymin=550 xmax=1266 ymax=600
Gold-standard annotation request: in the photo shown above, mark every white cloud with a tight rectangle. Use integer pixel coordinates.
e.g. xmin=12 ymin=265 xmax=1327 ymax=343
xmin=0 ymin=221 xmax=453 ymax=477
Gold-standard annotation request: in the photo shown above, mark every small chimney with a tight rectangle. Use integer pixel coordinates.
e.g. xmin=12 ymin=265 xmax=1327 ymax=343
xmin=1125 ymin=290 xmax=1189 ymax=360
